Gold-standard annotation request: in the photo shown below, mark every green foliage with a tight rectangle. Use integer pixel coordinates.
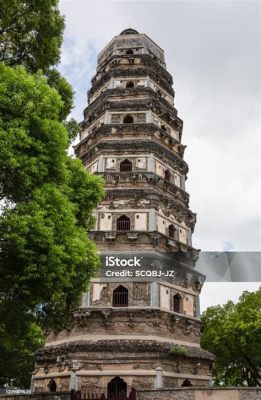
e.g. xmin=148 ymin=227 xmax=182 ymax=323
xmin=65 ymin=157 xmax=105 ymax=228
xmin=169 ymin=345 xmax=188 ymax=356
xmin=64 ymin=118 xmax=81 ymax=144
xmin=0 ymin=2 xmax=105 ymax=388
xmin=201 ymin=288 xmax=261 ymax=387
xmin=46 ymin=69 xmax=74 ymax=121
xmin=0 ymin=65 xmax=105 ymax=387
xmin=0 ymin=183 xmax=101 ymax=328
xmin=0 ymin=1 xmax=74 ymax=124
xmin=0 ymin=0 xmax=65 ymax=72
xmin=0 ymin=63 xmax=68 ymax=202
xmin=0 ymin=316 xmax=44 ymax=389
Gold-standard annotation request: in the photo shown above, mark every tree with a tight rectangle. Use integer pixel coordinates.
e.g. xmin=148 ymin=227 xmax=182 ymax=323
xmin=0 ymin=0 xmax=78 ymax=146
xmin=201 ymin=288 xmax=261 ymax=387
xmin=45 ymin=68 xmax=74 ymax=122
xmin=0 ymin=0 xmax=64 ymax=72
xmin=0 ymin=317 xmax=44 ymax=389
xmin=0 ymin=0 xmax=105 ymax=388
xmin=0 ymin=65 xmax=104 ymax=387
xmin=0 ymin=63 xmax=68 ymax=203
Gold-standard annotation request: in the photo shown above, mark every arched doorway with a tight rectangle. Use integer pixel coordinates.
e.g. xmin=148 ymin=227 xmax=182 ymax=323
xmin=182 ymin=379 xmax=193 ymax=387
xmin=126 ymin=81 xmax=134 ymax=88
xmin=123 ymin=114 xmax=134 ymax=124
xmin=117 ymin=215 xmax=130 ymax=231
xmin=168 ymin=224 xmax=176 ymax=239
xmin=48 ymin=379 xmax=57 ymax=392
xmin=120 ymin=159 xmax=132 ymax=172
xmin=113 ymin=285 xmax=128 ymax=307
xmin=107 ymin=377 xmax=127 ymax=399
xmin=174 ymin=293 xmax=182 ymax=313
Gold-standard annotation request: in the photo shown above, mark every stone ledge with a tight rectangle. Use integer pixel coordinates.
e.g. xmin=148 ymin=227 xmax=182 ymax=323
xmin=35 ymin=339 xmax=214 ymax=362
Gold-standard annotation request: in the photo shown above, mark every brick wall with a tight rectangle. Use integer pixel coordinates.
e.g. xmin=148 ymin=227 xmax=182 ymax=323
xmin=1 ymin=388 xmax=260 ymax=400
xmin=136 ymin=387 xmax=261 ymax=400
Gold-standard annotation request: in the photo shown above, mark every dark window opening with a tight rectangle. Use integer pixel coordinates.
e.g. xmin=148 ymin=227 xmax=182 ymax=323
xmin=107 ymin=376 xmax=127 ymax=399
xmin=120 ymin=159 xmax=132 ymax=172
xmin=48 ymin=379 xmax=57 ymax=392
xmin=165 ymin=169 xmax=171 ymax=181
xmin=123 ymin=114 xmax=134 ymax=124
xmin=174 ymin=293 xmax=182 ymax=313
xmin=168 ymin=224 xmax=176 ymax=239
xmin=117 ymin=215 xmax=130 ymax=231
xmin=113 ymin=286 xmax=128 ymax=307
xmin=126 ymin=81 xmax=134 ymax=88
xmin=182 ymin=379 xmax=193 ymax=387
xmin=161 ymin=124 xmax=167 ymax=131
xmin=126 ymin=49 xmax=134 ymax=55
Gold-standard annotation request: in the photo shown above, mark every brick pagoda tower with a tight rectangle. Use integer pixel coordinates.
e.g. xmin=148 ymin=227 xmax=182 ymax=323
xmin=33 ymin=29 xmax=214 ymax=398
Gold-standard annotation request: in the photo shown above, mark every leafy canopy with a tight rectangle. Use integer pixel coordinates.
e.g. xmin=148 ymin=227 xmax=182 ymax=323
xmin=0 ymin=63 xmax=68 ymax=202
xmin=201 ymin=288 xmax=261 ymax=387
xmin=0 ymin=0 xmax=64 ymax=72
xmin=0 ymin=316 xmax=44 ymax=389
xmin=0 ymin=0 xmax=105 ymax=389
xmin=0 ymin=64 xmax=104 ymax=387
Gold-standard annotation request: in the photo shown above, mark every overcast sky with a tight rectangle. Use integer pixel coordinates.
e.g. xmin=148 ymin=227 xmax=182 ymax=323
xmin=58 ymin=1 xmax=261 ymax=307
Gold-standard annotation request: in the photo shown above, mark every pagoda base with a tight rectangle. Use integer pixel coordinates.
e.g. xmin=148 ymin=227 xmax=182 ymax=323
xmin=33 ymin=338 xmax=213 ymax=396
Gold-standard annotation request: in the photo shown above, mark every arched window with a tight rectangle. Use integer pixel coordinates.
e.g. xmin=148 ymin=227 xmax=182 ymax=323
xmin=126 ymin=81 xmax=134 ymax=88
xmin=168 ymin=224 xmax=176 ymax=239
xmin=123 ymin=114 xmax=134 ymax=124
xmin=126 ymin=49 xmax=134 ymax=55
xmin=120 ymin=159 xmax=132 ymax=172
xmin=48 ymin=379 xmax=57 ymax=392
xmin=165 ymin=169 xmax=171 ymax=181
xmin=182 ymin=379 xmax=193 ymax=387
xmin=113 ymin=286 xmax=128 ymax=307
xmin=107 ymin=376 xmax=127 ymax=399
xmin=117 ymin=215 xmax=130 ymax=231
xmin=174 ymin=293 xmax=182 ymax=313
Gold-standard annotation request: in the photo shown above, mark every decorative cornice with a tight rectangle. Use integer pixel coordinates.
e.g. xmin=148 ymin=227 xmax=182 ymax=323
xmin=88 ymin=66 xmax=174 ymax=99
xmin=35 ymin=339 xmax=214 ymax=363
xmin=83 ymin=98 xmax=182 ymax=132
xmin=102 ymin=188 xmax=194 ymax=223
xmin=99 ymin=171 xmax=189 ymax=205
xmin=92 ymin=229 xmax=199 ymax=252
xmin=84 ymin=87 xmax=177 ymax=121
xmin=92 ymin=54 xmax=173 ymax=86
xmin=76 ymin=123 xmax=185 ymax=160
xmin=77 ymin=138 xmax=188 ymax=175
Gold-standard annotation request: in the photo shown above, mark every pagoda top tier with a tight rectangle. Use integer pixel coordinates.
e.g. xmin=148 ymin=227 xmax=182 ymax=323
xmin=120 ymin=28 xmax=139 ymax=35
xmin=97 ymin=28 xmax=166 ymax=69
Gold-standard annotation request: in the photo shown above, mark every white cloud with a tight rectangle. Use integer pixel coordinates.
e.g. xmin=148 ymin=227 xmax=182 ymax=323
xmin=200 ymin=282 xmax=260 ymax=313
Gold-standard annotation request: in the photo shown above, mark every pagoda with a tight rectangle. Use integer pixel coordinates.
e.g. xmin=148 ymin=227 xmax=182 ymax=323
xmin=33 ymin=29 xmax=214 ymax=398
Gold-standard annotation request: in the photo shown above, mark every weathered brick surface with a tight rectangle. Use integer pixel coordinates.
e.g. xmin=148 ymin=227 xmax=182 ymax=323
xmin=0 ymin=393 xmax=70 ymax=400
xmin=239 ymin=388 xmax=261 ymax=400
xmin=136 ymin=388 xmax=261 ymax=400
xmin=1 ymin=388 xmax=260 ymax=400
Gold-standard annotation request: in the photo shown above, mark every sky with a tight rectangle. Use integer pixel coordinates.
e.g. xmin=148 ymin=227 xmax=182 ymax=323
xmin=57 ymin=1 xmax=261 ymax=307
